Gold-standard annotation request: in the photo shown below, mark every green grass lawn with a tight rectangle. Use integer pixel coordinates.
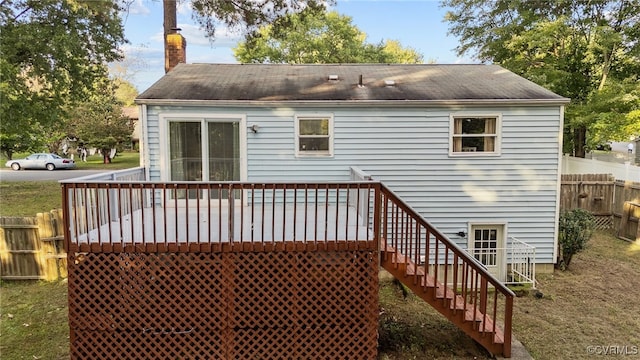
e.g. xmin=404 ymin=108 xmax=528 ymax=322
xmin=0 ymin=181 xmax=61 ymax=217
xmin=0 ymin=280 xmax=69 ymax=360
xmin=0 ymin=152 xmax=140 ymax=217
xmin=71 ymin=151 xmax=140 ymax=170
xmin=2 ymin=151 xmax=140 ymax=171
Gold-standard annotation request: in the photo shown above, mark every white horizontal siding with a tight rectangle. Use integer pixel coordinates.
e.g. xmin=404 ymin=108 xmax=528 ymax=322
xmin=144 ymin=104 xmax=562 ymax=264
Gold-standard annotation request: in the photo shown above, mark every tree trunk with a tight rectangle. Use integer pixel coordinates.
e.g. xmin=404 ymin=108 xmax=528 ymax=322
xmin=163 ymin=0 xmax=177 ymax=74
xmin=163 ymin=0 xmax=177 ymax=36
xmin=573 ymin=126 xmax=587 ymax=158
xmin=102 ymin=149 xmax=112 ymax=164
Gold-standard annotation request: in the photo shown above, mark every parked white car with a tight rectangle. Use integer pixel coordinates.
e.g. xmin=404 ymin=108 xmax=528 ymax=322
xmin=5 ymin=153 xmax=76 ymax=171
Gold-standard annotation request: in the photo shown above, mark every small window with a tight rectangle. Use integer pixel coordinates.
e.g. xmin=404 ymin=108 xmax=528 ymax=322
xmin=450 ymin=115 xmax=500 ymax=155
xmin=296 ymin=116 xmax=333 ymax=156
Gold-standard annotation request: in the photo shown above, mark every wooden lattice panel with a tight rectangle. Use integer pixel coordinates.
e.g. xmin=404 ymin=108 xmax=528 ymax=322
xmin=68 ymin=245 xmax=379 ymax=359
xmin=594 ymin=215 xmax=613 ymax=230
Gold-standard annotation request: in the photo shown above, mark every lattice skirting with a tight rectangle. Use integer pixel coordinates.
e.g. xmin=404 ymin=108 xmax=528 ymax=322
xmin=68 ymin=250 xmax=379 ymax=359
xmin=594 ymin=215 xmax=613 ymax=230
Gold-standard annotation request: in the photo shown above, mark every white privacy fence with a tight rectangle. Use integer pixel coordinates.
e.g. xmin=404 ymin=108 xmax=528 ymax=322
xmin=562 ymin=155 xmax=640 ymax=182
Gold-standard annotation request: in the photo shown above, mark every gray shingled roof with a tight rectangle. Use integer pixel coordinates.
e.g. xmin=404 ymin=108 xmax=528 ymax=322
xmin=136 ymin=63 xmax=569 ymax=104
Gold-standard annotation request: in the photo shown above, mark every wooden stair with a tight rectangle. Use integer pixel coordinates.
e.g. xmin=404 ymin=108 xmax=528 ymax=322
xmin=380 ymin=242 xmax=508 ymax=357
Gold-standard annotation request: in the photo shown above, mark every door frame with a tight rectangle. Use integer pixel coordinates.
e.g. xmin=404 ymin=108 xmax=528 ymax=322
xmin=159 ymin=113 xmax=247 ymax=205
xmin=467 ymin=221 xmax=507 ymax=281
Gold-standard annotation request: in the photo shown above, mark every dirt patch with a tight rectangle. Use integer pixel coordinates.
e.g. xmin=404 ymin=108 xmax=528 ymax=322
xmin=378 ymin=272 xmax=494 ymax=360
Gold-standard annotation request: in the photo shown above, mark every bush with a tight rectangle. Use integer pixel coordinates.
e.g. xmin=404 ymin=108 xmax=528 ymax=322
xmin=557 ymin=209 xmax=596 ymax=270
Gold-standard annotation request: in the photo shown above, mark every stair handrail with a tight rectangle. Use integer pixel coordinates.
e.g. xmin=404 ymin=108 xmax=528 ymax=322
xmin=379 ymin=183 xmax=514 ymax=357
xmin=379 ymin=184 xmax=515 ymax=295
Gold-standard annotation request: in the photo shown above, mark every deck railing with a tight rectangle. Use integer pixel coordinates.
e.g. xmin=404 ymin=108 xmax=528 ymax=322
xmin=378 ymin=184 xmax=514 ymax=357
xmin=506 ymin=237 xmax=536 ymax=286
xmin=464 ymin=237 xmax=537 ymax=287
xmin=61 ymin=180 xmax=380 ymax=253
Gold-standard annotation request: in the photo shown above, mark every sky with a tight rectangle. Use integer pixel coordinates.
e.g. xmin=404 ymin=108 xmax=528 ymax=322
xmin=118 ymin=0 xmax=473 ymax=92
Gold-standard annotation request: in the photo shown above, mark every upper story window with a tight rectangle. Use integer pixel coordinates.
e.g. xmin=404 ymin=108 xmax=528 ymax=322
xmin=296 ymin=116 xmax=333 ymax=156
xmin=450 ymin=115 xmax=501 ymax=156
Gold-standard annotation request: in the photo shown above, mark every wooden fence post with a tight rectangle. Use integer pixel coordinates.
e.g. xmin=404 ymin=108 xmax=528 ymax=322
xmin=36 ymin=210 xmax=67 ymax=281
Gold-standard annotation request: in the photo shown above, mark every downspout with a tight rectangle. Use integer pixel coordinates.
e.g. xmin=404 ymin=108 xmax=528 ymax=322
xmin=140 ymin=104 xmax=150 ymax=181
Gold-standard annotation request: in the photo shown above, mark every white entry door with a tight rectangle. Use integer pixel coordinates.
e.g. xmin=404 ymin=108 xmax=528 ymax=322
xmin=469 ymin=224 xmax=506 ymax=281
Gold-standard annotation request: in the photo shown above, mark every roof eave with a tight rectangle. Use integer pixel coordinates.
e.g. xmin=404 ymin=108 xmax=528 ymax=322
xmin=134 ymin=98 xmax=571 ymax=107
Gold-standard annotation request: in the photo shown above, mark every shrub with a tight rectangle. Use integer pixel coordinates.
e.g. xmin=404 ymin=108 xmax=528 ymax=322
xmin=557 ymin=209 xmax=596 ymax=270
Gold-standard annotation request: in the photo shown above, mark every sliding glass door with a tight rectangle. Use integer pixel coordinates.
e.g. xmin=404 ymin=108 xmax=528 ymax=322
xmin=168 ymin=119 xmax=241 ymax=200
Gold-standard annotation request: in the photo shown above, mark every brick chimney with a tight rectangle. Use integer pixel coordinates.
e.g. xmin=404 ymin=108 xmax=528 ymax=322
xmin=165 ymin=31 xmax=186 ymax=73
xmin=163 ymin=0 xmax=184 ymax=73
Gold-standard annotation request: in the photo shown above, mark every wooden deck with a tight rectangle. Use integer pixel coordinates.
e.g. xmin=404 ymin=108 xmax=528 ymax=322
xmin=61 ymin=174 xmax=514 ymax=357
xmin=72 ymin=204 xmax=372 ymax=245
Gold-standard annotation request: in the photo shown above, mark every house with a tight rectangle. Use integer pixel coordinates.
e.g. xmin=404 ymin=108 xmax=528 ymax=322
xmin=135 ymin=62 xmax=569 ymax=278
xmin=61 ymin=38 xmax=569 ymax=358
xmin=122 ymin=106 xmax=141 ymax=150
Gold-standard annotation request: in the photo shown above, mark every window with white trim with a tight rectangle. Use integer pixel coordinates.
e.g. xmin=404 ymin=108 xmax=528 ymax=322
xmin=296 ymin=116 xmax=333 ymax=156
xmin=472 ymin=226 xmax=499 ymax=266
xmin=450 ymin=115 xmax=500 ymax=155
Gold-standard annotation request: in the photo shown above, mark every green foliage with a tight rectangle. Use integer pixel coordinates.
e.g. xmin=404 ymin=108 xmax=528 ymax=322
xmin=557 ymin=209 xmax=596 ymax=270
xmin=0 ymin=0 xmax=127 ymax=159
xmin=69 ymin=78 xmax=133 ymax=163
xmin=577 ymin=80 xmax=640 ymax=150
xmin=233 ymin=10 xmax=423 ymax=64
xmin=113 ymin=78 xmax=139 ymax=106
xmin=191 ymin=0 xmax=331 ymax=41
xmin=442 ymin=0 xmax=640 ymax=156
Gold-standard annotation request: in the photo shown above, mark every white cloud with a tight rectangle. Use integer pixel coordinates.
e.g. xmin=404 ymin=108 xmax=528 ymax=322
xmin=178 ymin=23 xmax=242 ymax=47
xmin=177 ymin=24 xmax=212 ymax=46
xmin=121 ymin=43 xmax=162 ymax=57
xmin=149 ymin=30 xmax=164 ymax=44
xmin=189 ymin=48 xmax=238 ymax=64
xmin=454 ymin=57 xmax=480 ymax=65
xmin=125 ymin=0 xmax=151 ymax=16
xmin=177 ymin=0 xmax=192 ymax=15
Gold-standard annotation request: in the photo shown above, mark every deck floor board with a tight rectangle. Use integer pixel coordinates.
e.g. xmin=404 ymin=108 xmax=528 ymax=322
xmin=72 ymin=204 xmax=371 ymax=244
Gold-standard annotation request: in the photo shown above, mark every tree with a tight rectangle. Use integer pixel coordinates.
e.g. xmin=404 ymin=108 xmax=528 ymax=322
xmin=71 ymin=77 xmax=133 ymax=164
xmin=0 ymin=0 xmax=127 ymax=159
xmin=113 ymin=78 xmax=139 ymax=106
xmin=557 ymin=209 xmax=595 ymax=270
xmin=109 ymin=44 xmax=146 ymax=106
xmin=442 ymin=0 xmax=640 ymax=157
xmin=190 ymin=0 xmax=330 ymax=41
xmin=572 ymin=80 xmax=640 ymax=150
xmin=233 ymin=10 xmax=423 ymax=64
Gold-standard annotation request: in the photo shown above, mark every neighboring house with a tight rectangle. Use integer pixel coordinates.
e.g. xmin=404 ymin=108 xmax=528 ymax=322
xmin=134 ymin=62 xmax=570 ymax=277
xmin=122 ymin=106 xmax=141 ymax=150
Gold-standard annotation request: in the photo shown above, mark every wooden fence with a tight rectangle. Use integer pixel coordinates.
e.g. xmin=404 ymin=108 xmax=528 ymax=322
xmin=614 ymin=180 xmax=640 ymax=242
xmin=560 ymin=174 xmax=640 ymax=241
xmin=0 ymin=209 xmax=67 ymax=281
